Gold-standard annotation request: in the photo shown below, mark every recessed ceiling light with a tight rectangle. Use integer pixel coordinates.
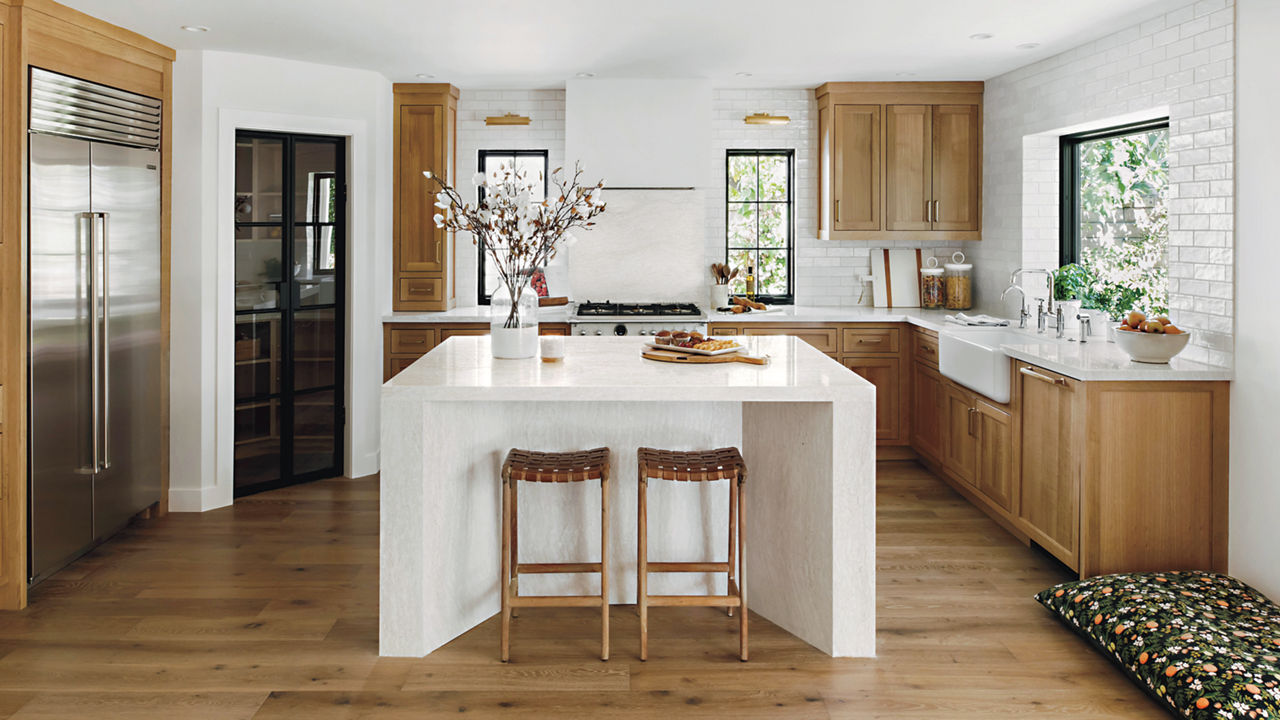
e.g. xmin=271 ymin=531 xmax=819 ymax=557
xmin=968 ymin=32 xmax=994 ymax=40
xmin=576 ymin=72 xmax=595 ymax=79
xmin=1016 ymin=42 xmax=1041 ymax=50
xmin=181 ymin=25 xmax=209 ymax=32
xmin=736 ymin=72 xmax=753 ymax=78
xmin=416 ymin=73 xmax=435 ymax=79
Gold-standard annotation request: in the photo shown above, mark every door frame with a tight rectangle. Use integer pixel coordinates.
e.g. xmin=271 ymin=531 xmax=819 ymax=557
xmin=212 ymin=109 xmax=371 ymax=511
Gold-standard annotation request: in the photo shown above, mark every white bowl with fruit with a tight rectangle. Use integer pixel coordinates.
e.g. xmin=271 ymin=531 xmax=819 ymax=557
xmin=1113 ymin=311 xmax=1191 ymax=364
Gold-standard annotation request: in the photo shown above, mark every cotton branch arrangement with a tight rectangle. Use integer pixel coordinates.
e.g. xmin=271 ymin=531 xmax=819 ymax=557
xmin=425 ymin=163 xmax=606 ymax=328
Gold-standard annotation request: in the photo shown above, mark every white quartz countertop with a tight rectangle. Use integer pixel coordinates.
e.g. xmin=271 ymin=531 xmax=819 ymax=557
xmin=708 ymin=305 xmax=953 ymax=331
xmin=383 ymin=335 xmax=874 ymax=402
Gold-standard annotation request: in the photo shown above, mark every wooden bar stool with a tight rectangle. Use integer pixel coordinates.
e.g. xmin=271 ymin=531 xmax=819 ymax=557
xmin=501 ymin=447 xmax=611 ymax=662
xmin=636 ymin=446 xmax=747 ymax=662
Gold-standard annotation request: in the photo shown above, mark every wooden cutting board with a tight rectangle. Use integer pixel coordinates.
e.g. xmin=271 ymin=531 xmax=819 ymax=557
xmin=641 ymin=349 xmax=770 ymax=366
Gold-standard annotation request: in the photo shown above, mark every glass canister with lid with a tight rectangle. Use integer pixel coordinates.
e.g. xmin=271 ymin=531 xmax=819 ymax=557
xmin=944 ymin=251 xmax=973 ymax=310
xmin=919 ymin=256 xmax=944 ymax=309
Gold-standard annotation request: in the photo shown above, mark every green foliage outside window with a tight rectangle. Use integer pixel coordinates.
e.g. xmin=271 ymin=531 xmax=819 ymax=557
xmin=1066 ymin=129 xmax=1169 ymax=319
xmin=727 ymin=151 xmax=792 ymax=298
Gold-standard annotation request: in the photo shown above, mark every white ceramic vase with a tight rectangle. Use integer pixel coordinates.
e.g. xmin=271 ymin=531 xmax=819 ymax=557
xmin=710 ymin=284 xmax=730 ymax=310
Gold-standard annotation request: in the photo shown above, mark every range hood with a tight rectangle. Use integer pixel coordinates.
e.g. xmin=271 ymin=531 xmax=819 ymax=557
xmin=565 ymin=78 xmax=710 ymax=189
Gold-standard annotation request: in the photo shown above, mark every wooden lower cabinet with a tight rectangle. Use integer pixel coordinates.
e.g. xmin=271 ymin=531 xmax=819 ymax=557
xmin=383 ymin=322 xmax=572 ymax=380
xmin=910 ymin=361 xmax=943 ymax=463
xmin=1015 ymin=363 xmax=1082 ymax=568
xmin=974 ymin=400 xmax=1014 ymax=514
xmin=841 ymin=356 xmax=902 ymax=443
xmin=941 ymin=382 xmax=978 ymax=486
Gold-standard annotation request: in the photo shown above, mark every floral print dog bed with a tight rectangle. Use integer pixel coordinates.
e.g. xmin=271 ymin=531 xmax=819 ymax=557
xmin=1036 ymin=572 xmax=1280 ymax=719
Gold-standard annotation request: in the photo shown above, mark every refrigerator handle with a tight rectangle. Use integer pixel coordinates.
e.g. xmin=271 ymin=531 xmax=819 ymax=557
xmin=81 ymin=211 xmax=100 ymax=473
xmin=98 ymin=212 xmax=111 ymax=470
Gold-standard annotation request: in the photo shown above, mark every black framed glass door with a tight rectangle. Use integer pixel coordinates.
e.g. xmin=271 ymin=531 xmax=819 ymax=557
xmin=233 ymin=131 xmax=346 ymax=496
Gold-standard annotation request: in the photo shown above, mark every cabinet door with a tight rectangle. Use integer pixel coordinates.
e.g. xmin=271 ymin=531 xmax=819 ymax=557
xmin=942 ymin=383 xmax=977 ymax=486
xmin=397 ymin=104 xmax=445 ymax=273
xmin=832 ymin=105 xmax=881 ymax=231
xmin=931 ymin=105 xmax=981 ymax=232
xmin=1017 ymin=364 xmax=1080 ymax=566
xmin=884 ymin=105 xmax=932 ymax=231
xmin=975 ymin=400 xmax=1014 ymax=513
xmin=841 ymin=356 xmax=901 ymax=443
xmin=911 ymin=361 xmax=944 ymax=462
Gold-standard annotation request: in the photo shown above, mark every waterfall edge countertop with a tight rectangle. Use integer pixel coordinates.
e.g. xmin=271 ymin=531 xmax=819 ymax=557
xmin=379 ymin=334 xmax=877 ymax=658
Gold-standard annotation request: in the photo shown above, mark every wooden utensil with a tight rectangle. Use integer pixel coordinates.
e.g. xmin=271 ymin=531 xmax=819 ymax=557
xmin=642 ymin=349 xmax=770 ymax=366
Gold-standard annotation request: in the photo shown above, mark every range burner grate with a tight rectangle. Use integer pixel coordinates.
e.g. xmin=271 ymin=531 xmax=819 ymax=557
xmin=576 ymin=301 xmax=701 ymax=317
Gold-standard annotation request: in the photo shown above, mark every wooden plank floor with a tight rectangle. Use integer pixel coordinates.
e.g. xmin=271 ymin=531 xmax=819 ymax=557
xmin=0 ymin=461 xmax=1165 ymax=719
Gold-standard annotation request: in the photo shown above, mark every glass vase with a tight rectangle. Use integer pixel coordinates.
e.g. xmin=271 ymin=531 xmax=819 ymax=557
xmin=489 ymin=278 xmax=539 ymax=359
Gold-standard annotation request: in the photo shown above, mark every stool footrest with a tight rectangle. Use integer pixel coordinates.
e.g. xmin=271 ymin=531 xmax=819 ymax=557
xmin=509 ymin=595 xmax=606 ymax=608
xmin=645 ymin=562 xmax=730 ymax=573
xmin=645 ymin=595 xmax=742 ymax=608
xmin=516 ymin=562 xmax=602 ymax=575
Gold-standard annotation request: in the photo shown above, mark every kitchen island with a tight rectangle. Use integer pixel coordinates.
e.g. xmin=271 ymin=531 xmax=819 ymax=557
xmin=380 ymin=335 xmax=876 ymax=658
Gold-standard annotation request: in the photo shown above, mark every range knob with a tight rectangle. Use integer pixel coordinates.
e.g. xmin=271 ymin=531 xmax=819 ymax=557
xmin=595 ymin=330 xmax=603 ymax=336
xmin=614 ymin=324 xmax=628 ymax=336
xmin=579 ymin=329 xmax=587 ymax=335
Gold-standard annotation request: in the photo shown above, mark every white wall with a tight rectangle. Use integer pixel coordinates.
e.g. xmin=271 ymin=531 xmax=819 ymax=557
xmin=1230 ymin=0 xmax=1279 ymax=600
xmin=170 ymin=50 xmax=391 ymax=511
xmin=980 ymin=0 xmax=1235 ymax=367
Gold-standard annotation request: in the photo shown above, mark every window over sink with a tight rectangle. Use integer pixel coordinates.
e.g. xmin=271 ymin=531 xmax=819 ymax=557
xmin=1059 ymin=119 xmax=1169 ymax=317
xmin=477 ymin=149 xmax=549 ymax=304
xmin=726 ymin=149 xmax=794 ymax=303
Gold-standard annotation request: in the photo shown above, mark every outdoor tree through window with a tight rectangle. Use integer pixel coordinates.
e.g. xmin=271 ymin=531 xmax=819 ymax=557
xmin=726 ymin=150 xmax=793 ymax=301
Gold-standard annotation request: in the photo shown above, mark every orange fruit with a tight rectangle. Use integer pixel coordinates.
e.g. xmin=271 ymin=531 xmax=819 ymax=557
xmin=1203 ymin=664 xmax=1218 ymax=673
xmin=1094 ymin=614 xmax=1104 ymax=625
xmin=1246 ymin=684 xmax=1260 ymax=695
xmin=1139 ymin=652 xmax=1150 ymax=664
xmin=1196 ymin=698 xmax=1210 ymax=710
xmin=1155 ymin=316 xmax=1172 ymax=325
xmin=1127 ymin=311 xmax=1147 ymax=328
xmin=1165 ymin=666 xmax=1179 ymax=677
xmin=1142 ymin=320 xmax=1166 ymax=334
xmin=1146 ymin=621 xmax=1160 ymax=629
xmin=1054 ymin=589 xmax=1065 ymax=597
xmin=1164 ymin=325 xmax=1184 ymax=335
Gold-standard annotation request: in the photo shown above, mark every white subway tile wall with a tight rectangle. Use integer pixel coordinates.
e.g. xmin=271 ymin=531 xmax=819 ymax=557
xmin=455 ymin=89 xmax=567 ymax=306
xmin=979 ymin=0 xmax=1234 ymax=366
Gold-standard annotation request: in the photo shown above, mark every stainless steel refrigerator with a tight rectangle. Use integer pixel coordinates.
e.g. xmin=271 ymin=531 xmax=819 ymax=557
xmin=27 ymin=68 xmax=162 ymax=583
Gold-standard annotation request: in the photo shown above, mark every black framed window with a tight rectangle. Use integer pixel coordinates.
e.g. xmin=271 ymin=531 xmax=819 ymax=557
xmin=1059 ymin=118 xmax=1169 ymax=266
xmin=477 ymin=149 xmax=548 ymax=304
xmin=726 ymin=149 xmax=794 ymax=303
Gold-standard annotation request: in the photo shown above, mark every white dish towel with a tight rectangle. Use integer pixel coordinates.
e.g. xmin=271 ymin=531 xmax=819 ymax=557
xmin=945 ymin=313 xmax=1010 ymax=327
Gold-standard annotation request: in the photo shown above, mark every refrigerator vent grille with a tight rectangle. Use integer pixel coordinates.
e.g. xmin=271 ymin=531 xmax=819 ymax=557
xmin=29 ymin=68 xmax=161 ymax=150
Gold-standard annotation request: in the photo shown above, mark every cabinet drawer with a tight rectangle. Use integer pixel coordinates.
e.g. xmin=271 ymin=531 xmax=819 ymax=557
xmin=912 ymin=329 xmax=939 ymax=367
xmin=388 ymin=327 xmax=437 ymax=354
xmin=539 ymin=324 xmax=570 ymax=336
xmin=842 ymin=327 xmax=900 ymax=354
xmin=439 ymin=326 xmax=489 ymax=341
xmin=708 ymin=325 xmax=740 ymax=336
xmin=397 ymin=277 xmax=443 ymax=303
xmin=385 ymin=356 xmax=421 ymax=381
xmin=742 ymin=326 xmax=839 ymax=354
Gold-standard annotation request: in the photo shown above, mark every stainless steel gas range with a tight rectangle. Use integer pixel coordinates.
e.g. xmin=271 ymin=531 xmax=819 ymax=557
xmin=570 ymin=301 xmax=707 ymax=337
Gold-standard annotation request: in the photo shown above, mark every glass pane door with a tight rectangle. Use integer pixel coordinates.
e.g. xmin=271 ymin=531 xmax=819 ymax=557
xmin=233 ymin=131 xmax=345 ymax=496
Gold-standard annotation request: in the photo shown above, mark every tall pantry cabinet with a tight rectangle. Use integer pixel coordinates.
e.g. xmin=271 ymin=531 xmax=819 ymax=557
xmin=0 ymin=0 xmax=175 ymax=609
xmin=392 ymin=84 xmax=459 ymax=311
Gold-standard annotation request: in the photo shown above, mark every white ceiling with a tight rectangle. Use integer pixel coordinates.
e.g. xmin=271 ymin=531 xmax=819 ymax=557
xmin=62 ymin=0 xmax=1185 ymax=88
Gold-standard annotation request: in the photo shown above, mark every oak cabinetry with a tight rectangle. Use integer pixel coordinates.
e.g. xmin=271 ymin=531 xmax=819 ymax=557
xmin=841 ymin=356 xmax=901 ymax=443
xmin=383 ymin=322 xmax=572 ymax=381
xmin=1015 ymin=363 xmax=1082 ymax=568
xmin=816 ymin=82 xmax=983 ymax=241
xmin=974 ymin=399 xmax=1014 ymax=514
xmin=909 ymin=361 xmax=943 ymax=463
xmin=941 ymin=382 xmax=979 ymax=487
xmin=738 ymin=325 xmax=840 ymax=356
xmin=392 ymin=84 xmax=459 ymax=311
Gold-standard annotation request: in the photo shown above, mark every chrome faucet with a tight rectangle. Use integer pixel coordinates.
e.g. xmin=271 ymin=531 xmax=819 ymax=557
xmin=1055 ymin=307 xmax=1066 ymax=338
xmin=1076 ymin=313 xmax=1091 ymax=343
xmin=1036 ymin=298 xmax=1048 ymax=333
xmin=1000 ymin=283 xmax=1030 ymax=328
xmin=1010 ymin=268 xmax=1057 ymax=323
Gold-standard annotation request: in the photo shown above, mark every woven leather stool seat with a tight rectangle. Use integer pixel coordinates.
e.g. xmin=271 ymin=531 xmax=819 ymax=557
xmin=636 ymin=447 xmax=746 ymax=483
xmin=502 ymin=447 xmax=610 ymax=483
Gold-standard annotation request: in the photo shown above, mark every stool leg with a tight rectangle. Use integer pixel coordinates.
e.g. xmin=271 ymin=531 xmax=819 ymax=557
xmin=638 ymin=473 xmax=649 ymax=662
xmin=727 ymin=478 xmax=738 ymax=618
xmin=737 ymin=478 xmax=748 ymax=662
xmin=501 ymin=478 xmax=512 ymax=662
xmin=600 ymin=474 xmax=610 ymax=661
xmin=510 ymin=480 xmax=519 ymax=619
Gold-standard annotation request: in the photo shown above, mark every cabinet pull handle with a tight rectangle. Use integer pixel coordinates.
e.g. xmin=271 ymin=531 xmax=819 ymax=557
xmin=858 ymin=337 xmax=882 ymax=344
xmin=835 ymin=199 xmax=841 ymax=222
xmin=1019 ymin=366 xmax=1067 ymax=387
xmin=967 ymin=407 xmax=978 ymax=437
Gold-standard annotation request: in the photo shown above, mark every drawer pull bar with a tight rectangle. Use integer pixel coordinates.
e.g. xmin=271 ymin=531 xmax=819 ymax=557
xmin=858 ymin=338 xmax=883 ymax=343
xmin=1019 ymin=366 xmax=1066 ymax=386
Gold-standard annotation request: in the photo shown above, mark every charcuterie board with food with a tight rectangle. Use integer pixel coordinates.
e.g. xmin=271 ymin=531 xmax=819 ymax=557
xmin=641 ymin=349 xmax=770 ymax=365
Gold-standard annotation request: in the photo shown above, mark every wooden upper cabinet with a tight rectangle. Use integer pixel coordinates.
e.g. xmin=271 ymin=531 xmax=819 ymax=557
xmin=832 ymin=105 xmax=880 ymax=231
xmin=397 ymin=104 xmax=445 ymax=273
xmin=815 ymin=82 xmax=982 ymax=241
xmin=931 ymin=104 xmax=981 ymax=232
xmin=884 ymin=105 xmax=932 ymax=231
xmin=392 ymin=84 xmax=459 ymax=311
